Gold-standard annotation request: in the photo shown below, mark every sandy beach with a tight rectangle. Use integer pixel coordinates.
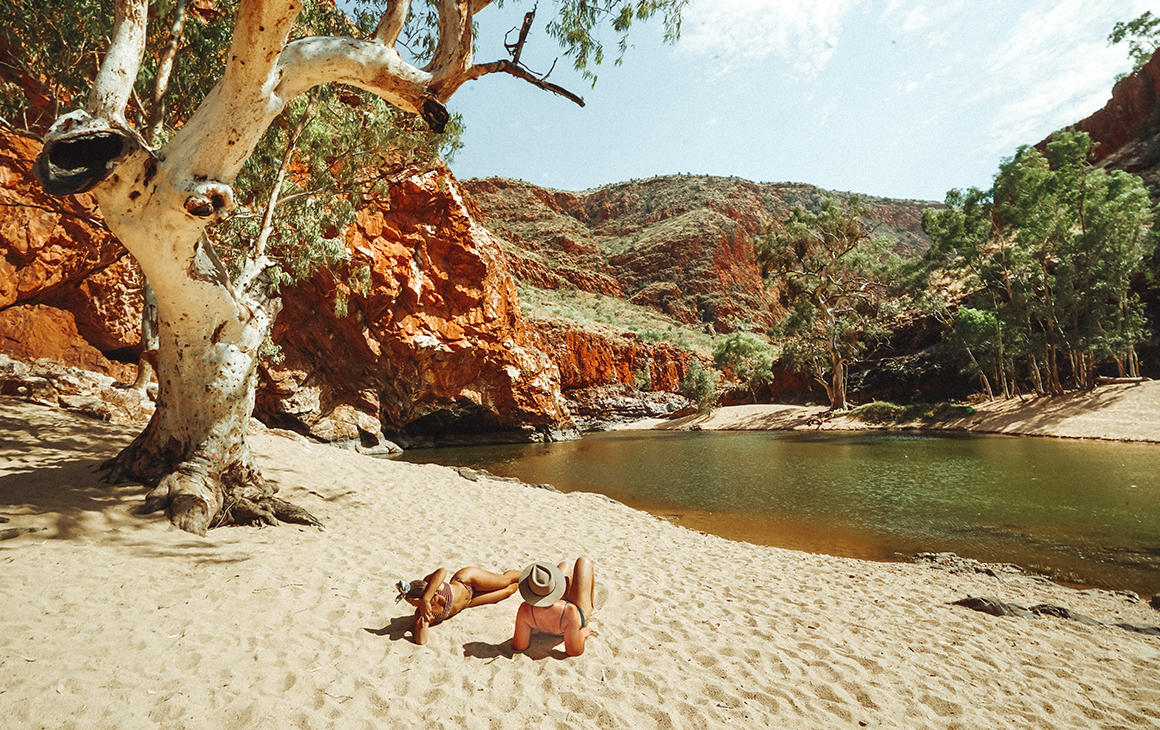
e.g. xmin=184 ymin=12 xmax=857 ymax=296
xmin=2 ymin=393 xmax=1160 ymax=729
xmin=626 ymin=380 xmax=1160 ymax=443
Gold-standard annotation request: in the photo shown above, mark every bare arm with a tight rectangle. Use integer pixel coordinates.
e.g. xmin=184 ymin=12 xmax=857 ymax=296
xmin=512 ymin=603 xmax=533 ymax=651
xmin=413 ymin=613 xmax=430 ymax=645
xmin=562 ymin=605 xmax=592 ymax=657
xmin=420 ymin=568 xmax=449 ymax=619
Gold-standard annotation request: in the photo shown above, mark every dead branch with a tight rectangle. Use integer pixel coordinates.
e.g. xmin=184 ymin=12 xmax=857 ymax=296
xmin=473 ymin=59 xmax=585 ymax=107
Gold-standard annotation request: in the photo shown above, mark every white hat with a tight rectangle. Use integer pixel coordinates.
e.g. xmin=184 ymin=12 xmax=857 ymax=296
xmin=519 ymin=561 xmax=565 ymax=606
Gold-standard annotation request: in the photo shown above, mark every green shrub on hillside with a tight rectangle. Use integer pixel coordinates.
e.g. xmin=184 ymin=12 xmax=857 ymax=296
xmin=681 ymin=362 xmax=719 ymax=413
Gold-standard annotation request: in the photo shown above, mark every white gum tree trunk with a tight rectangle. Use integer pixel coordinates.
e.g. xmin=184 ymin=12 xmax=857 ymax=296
xmin=33 ymin=0 xmax=512 ymax=535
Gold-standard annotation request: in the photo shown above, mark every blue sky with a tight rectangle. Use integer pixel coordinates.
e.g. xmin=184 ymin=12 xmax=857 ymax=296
xmin=429 ymin=0 xmax=1155 ymax=202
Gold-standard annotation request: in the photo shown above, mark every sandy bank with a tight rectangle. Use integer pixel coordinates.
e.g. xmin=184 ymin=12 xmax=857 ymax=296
xmin=2 ymin=396 xmax=1159 ymax=728
xmin=622 ymin=380 xmax=1160 ymax=444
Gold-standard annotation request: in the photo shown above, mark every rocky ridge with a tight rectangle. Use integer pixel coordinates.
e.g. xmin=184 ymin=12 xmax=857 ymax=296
xmin=1044 ymin=50 xmax=1160 ymax=195
xmin=464 ymin=175 xmax=936 ymax=335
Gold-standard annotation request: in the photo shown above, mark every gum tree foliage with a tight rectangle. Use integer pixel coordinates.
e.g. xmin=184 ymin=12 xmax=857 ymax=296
xmin=711 ymin=331 xmax=773 ymax=403
xmin=940 ymin=307 xmax=1002 ymax=400
xmin=922 ymin=131 xmax=1155 ymax=397
xmin=19 ymin=0 xmax=686 ymax=536
xmin=1109 ymin=10 xmax=1160 ymax=78
xmin=680 ymin=360 xmax=719 ymax=414
xmin=757 ymin=195 xmax=904 ymax=411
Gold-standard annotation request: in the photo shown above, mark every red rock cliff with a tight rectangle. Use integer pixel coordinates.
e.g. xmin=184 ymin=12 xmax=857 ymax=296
xmin=256 ymin=169 xmax=574 ymax=446
xmin=0 ymin=129 xmax=141 ymax=382
xmin=1040 ymin=51 xmax=1160 ymax=174
xmin=526 ymin=320 xmax=695 ymax=393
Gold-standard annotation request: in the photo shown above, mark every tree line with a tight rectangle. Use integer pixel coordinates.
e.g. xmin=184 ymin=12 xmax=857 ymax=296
xmin=690 ymin=12 xmax=1160 ymax=412
xmin=696 ymin=127 xmax=1157 ymax=412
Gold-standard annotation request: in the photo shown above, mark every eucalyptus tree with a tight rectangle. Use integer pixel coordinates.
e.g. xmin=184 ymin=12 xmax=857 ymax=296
xmin=712 ymin=331 xmax=773 ymax=403
xmin=757 ymin=195 xmax=902 ymax=411
xmin=1109 ymin=10 xmax=1160 ymax=76
xmin=923 ymin=130 xmax=1155 ymax=396
xmin=26 ymin=0 xmax=687 ymax=536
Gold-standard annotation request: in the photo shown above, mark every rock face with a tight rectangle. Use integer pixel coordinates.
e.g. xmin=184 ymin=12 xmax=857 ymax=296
xmin=0 ymin=353 xmax=154 ymax=425
xmin=0 ymin=304 xmax=136 ymax=383
xmin=1042 ymin=51 xmax=1160 ymax=192
xmin=0 ymin=130 xmax=142 ymax=383
xmin=255 ymin=169 xmax=574 ymax=448
xmin=527 ymin=320 xmax=695 ymax=393
xmin=463 ymin=175 xmax=937 ymax=334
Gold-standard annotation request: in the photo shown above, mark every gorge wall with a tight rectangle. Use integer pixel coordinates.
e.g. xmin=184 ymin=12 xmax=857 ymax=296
xmin=1041 ymin=50 xmax=1160 ymax=194
xmin=254 ymin=169 xmax=574 ymax=448
xmin=0 ymin=127 xmax=578 ymax=446
xmin=0 ymin=131 xmax=141 ymax=384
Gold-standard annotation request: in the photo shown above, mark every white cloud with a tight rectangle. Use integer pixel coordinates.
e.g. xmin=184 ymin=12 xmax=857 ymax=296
xmin=977 ymin=0 xmax=1152 ymax=158
xmin=681 ymin=0 xmax=864 ymax=78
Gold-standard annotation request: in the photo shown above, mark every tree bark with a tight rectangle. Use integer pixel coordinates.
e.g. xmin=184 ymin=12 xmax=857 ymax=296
xmin=829 ymin=351 xmax=848 ymax=411
xmin=130 ymin=277 xmax=157 ymax=393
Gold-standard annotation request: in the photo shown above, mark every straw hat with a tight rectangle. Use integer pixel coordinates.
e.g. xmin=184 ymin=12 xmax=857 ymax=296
xmin=519 ymin=561 xmax=565 ymax=606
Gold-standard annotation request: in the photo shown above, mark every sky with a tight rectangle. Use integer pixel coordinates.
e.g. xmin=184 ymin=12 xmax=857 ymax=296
xmin=427 ymin=0 xmax=1157 ymax=202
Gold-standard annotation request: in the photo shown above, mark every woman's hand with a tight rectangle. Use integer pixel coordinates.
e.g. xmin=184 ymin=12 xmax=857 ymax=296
xmin=418 ymin=597 xmax=434 ymax=621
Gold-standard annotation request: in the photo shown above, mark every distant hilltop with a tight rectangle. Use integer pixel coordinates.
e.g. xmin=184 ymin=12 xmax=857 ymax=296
xmin=462 ymin=174 xmax=937 ymax=335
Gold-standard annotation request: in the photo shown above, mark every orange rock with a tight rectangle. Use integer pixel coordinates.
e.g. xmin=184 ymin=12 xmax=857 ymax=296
xmin=0 ymin=304 xmax=135 ymax=382
xmin=257 ymin=167 xmax=574 ymax=443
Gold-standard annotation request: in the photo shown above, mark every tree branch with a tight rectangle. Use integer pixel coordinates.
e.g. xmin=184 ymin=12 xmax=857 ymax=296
xmin=468 ymin=60 xmax=586 ymax=106
xmin=88 ymin=0 xmax=148 ymax=122
xmin=426 ymin=0 xmax=471 ymax=73
xmin=276 ymin=37 xmax=432 ymax=115
xmin=249 ymin=91 xmax=319 ymax=267
xmin=146 ymin=0 xmax=189 ymax=145
xmin=372 ymin=0 xmax=411 ymax=46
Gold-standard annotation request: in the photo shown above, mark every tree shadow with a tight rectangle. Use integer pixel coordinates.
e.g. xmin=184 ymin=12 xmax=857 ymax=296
xmin=651 ymin=404 xmax=826 ymax=431
xmin=946 ymin=385 xmax=1136 ymax=436
xmin=1 ymin=399 xmax=144 ymax=540
xmin=0 ymin=457 xmax=156 ymax=542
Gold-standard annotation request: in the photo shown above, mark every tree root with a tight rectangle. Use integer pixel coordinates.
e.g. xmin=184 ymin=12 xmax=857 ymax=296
xmin=213 ymin=494 xmax=325 ymax=530
xmin=109 ymin=444 xmax=325 ymax=535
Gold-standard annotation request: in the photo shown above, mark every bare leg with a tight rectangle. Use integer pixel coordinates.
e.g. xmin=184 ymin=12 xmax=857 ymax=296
xmin=454 ymin=567 xmax=521 ymax=607
xmin=564 ymin=556 xmax=595 ymax=617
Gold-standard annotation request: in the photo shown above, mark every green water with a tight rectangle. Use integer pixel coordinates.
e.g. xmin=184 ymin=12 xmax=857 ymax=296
xmin=394 ymin=430 xmax=1160 ymax=595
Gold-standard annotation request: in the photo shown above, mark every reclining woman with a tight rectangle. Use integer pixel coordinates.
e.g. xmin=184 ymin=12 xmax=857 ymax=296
xmin=396 ymin=566 xmax=521 ymax=645
xmin=512 ymin=557 xmax=596 ymax=657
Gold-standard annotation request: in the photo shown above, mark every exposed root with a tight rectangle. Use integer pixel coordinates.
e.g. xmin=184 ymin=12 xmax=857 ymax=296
xmin=266 ymin=496 xmax=325 ymax=529
xmin=170 ymin=493 xmax=214 ymax=536
xmin=101 ymin=430 xmax=324 ymax=535
xmin=213 ymin=494 xmax=325 ymax=530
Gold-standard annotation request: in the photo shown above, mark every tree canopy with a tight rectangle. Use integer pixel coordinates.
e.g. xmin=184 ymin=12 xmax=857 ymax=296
xmin=712 ymin=331 xmax=774 ymax=402
xmin=923 ymin=130 xmax=1156 ymax=396
xmin=757 ymin=194 xmax=904 ymax=410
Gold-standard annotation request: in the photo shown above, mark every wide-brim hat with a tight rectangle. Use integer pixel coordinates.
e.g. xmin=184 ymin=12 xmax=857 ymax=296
xmin=519 ymin=561 xmax=565 ymax=606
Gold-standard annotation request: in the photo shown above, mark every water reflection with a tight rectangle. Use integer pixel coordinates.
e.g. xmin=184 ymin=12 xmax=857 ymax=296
xmin=394 ymin=430 xmax=1160 ymax=595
